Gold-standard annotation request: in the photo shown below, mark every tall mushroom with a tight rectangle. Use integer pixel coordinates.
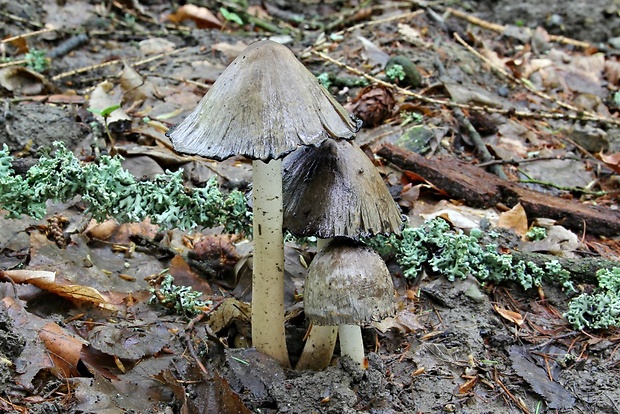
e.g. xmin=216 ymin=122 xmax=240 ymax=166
xmin=169 ymin=40 xmax=358 ymax=366
xmin=282 ymin=139 xmax=402 ymax=369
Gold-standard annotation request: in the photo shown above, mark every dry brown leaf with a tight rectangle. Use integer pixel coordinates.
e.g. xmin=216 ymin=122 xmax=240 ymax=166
xmin=0 ymin=66 xmax=48 ymax=95
xmin=459 ymin=376 xmax=478 ymax=394
xmin=498 ymin=203 xmax=528 ymax=238
xmin=167 ymin=4 xmax=222 ymax=29
xmin=207 ymin=297 xmax=250 ymax=334
xmin=3 ymin=269 xmax=117 ymax=310
xmin=494 ymin=305 xmax=524 ymax=326
xmin=39 ymin=321 xmax=86 ymax=378
xmin=604 ymin=60 xmax=620 ymax=86
xmin=599 ymin=152 xmax=620 ymax=173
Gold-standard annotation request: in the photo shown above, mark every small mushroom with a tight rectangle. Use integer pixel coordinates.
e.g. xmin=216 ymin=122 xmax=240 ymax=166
xmin=282 ymin=139 xmax=402 ymax=370
xmin=304 ymin=239 xmax=396 ymax=367
xmin=169 ymin=40 xmax=358 ymax=367
xmin=283 ymin=139 xmax=403 ymax=240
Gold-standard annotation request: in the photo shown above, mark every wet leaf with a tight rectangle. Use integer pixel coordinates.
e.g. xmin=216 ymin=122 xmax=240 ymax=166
xmin=509 ymin=346 xmax=575 ymax=410
xmin=39 ymin=321 xmax=86 ymax=378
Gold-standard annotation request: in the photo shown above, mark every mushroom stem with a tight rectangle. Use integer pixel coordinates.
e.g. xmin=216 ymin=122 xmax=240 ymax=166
xmin=296 ymin=238 xmax=338 ymax=370
xmin=251 ymin=159 xmax=290 ymax=367
xmin=338 ymin=324 xmax=365 ymax=368
xmin=295 ymin=324 xmax=338 ymax=370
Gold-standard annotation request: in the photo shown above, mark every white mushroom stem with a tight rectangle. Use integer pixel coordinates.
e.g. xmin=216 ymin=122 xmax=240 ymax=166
xmin=251 ymin=159 xmax=290 ymax=367
xmin=296 ymin=238 xmax=337 ymax=370
xmin=338 ymin=324 xmax=365 ymax=368
xmin=296 ymin=324 xmax=338 ymax=370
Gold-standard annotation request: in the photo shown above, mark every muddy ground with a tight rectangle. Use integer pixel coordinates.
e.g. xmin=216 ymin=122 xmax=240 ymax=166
xmin=0 ymin=0 xmax=619 ymax=413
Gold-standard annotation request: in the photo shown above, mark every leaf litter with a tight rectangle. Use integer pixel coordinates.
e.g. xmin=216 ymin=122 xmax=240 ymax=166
xmin=1 ymin=0 xmax=620 ymax=413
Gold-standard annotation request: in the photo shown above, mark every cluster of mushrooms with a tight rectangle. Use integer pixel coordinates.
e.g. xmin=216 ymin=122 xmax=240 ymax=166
xmin=169 ymin=40 xmax=403 ymax=369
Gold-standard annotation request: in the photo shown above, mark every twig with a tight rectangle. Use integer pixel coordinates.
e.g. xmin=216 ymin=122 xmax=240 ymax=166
xmin=477 ymin=155 xmax=580 ymax=167
xmin=452 ymin=32 xmax=604 ymax=122
xmin=185 ymin=313 xmax=209 ymax=377
xmin=434 ymin=55 xmax=507 ymax=179
xmin=494 ymin=371 xmax=531 ymax=414
xmin=0 ymin=59 xmax=28 ymax=69
xmin=309 ymin=50 xmax=620 ymax=126
xmin=51 ymin=47 xmax=187 ymax=81
xmin=313 ymin=9 xmax=424 ymax=49
xmin=0 ymin=11 xmax=44 ymax=28
xmin=444 ymin=7 xmax=594 ymax=50
xmin=517 ymin=177 xmax=607 ymax=196
xmin=1 ymin=28 xmax=55 ymax=44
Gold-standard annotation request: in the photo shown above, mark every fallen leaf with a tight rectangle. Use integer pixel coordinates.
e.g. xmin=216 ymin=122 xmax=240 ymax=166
xmin=89 ymin=80 xmax=131 ymax=126
xmin=2 ymin=269 xmax=117 ymax=310
xmin=0 ymin=66 xmax=49 ymax=95
xmin=39 ymin=321 xmax=87 ymax=378
xmin=498 ymin=203 xmax=528 ymax=238
xmin=599 ymin=152 xmax=620 ymax=173
xmin=168 ymin=4 xmax=222 ymax=29
xmin=494 ymin=305 xmax=524 ymax=326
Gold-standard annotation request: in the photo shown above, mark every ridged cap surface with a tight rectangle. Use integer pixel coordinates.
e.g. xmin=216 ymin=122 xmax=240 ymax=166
xmin=169 ymin=40 xmax=358 ymax=161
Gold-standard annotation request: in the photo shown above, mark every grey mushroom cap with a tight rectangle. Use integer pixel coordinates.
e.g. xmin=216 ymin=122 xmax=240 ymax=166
xmin=304 ymin=240 xmax=396 ymax=326
xmin=283 ymin=139 xmax=403 ymax=239
xmin=168 ymin=40 xmax=359 ymax=162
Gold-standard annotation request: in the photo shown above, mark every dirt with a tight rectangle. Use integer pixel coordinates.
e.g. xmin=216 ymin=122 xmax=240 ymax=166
xmin=471 ymin=0 xmax=620 ymax=43
xmin=1 ymin=0 xmax=619 ymax=413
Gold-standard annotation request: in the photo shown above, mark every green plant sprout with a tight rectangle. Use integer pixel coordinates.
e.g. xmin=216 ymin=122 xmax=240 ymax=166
xmin=219 ymin=7 xmax=244 ymax=25
xmin=149 ymin=272 xmax=211 ymax=316
xmin=0 ymin=142 xmax=250 ymax=233
xmin=88 ymin=105 xmax=121 ymax=153
xmin=386 ymin=64 xmax=406 ymax=82
xmin=25 ymin=49 xmax=49 ymax=72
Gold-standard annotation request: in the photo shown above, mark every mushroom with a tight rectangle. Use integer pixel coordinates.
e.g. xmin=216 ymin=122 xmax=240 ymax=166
xmin=281 ymin=139 xmax=402 ymax=369
xmin=169 ymin=40 xmax=358 ymax=366
xmin=304 ymin=239 xmax=395 ymax=367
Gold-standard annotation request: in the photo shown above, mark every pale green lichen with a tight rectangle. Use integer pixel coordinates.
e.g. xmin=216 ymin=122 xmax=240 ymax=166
xmin=373 ymin=218 xmax=571 ymax=290
xmin=369 ymin=218 xmax=619 ymax=330
xmin=0 ymin=142 xmax=251 ymax=233
xmin=564 ymin=268 xmax=620 ymax=330
xmin=526 ymin=226 xmax=547 ymax=241
xmin=149 ymin=273 xmax=211 ymax=316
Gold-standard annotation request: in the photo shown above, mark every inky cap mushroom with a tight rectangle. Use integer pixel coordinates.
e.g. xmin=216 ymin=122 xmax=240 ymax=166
xmin=304 ymin=239 xmax=396 ymax=326
xmin=283 ymin=139 xmax=403 ymax=239
xmin=168 ymin=40 xmax=359 ymax=162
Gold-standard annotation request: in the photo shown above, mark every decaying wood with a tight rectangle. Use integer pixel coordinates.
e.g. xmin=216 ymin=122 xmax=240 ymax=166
xmin=377 ymin=143 xmax=620 ymax=237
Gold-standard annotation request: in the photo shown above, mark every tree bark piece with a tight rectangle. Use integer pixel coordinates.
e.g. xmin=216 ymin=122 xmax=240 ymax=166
xmin=377 ymin=143 xmax=620 ymax=237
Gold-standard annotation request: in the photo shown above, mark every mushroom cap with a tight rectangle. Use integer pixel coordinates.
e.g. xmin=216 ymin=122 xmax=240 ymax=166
xmin=304 ymin=240 xmax=395 ymax=326
xmin=169 ymin=40 xmax=359 ymax=162
xmin=283 ymin=139 xmax=403 ymax=239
